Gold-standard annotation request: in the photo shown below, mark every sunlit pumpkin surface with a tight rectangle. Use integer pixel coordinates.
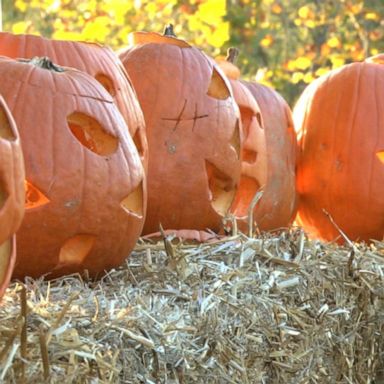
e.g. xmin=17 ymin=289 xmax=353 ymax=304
xmin=294 ymin=57 xmax=384 ymax=243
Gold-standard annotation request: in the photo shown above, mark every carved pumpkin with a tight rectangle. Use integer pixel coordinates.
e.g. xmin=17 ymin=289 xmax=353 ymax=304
xmin=0 ymin=56 xmax=145 ymax=279
xmin=118 ymin=28 xmax=241 ymax=234
xmin=242 ymin=82 xmax=297 ymax=230
xmin=0 ymin=96 xmax=25 ymax=298
xmin=0 ymin=32 xmax=148 ymax=170
xmin=294 ymin=56 xmax=384 ymax=243
xmin=217 ymin=49 xmax=297 ymax=231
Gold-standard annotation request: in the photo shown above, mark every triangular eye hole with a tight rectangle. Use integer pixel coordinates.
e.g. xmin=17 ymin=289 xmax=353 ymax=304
xmin=0 ymin=105 xmax=16 ymax=141
xmin=0 ymin=179 xmax=8 ymax=212
xmin=120 ymin=182 xmax=144 ymax=219
xmin=25 ymin=180 xmax=50 ymax=209
xmin=207 ymin=67 xmax=230 ymax=100
xmin=377 ymin=151 xmax=384 ymax=164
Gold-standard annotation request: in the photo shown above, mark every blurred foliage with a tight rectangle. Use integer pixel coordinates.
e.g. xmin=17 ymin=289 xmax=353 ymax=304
xmin=3 ymin=0 xmax=384 ymax=106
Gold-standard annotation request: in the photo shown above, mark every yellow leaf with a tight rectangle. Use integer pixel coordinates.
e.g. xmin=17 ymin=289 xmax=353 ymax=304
xmin=198 ymin=0 xmax=226 ymax=23
xmin=260 ymin=34 xmax=273 ymax=48
xmin=81 ymin=16 xmax=111 ymax=42
xmin=315 ymin=67 xmax=331 ymax=77
xmin=12 ymin=21 xmax=30 ymax=34
xmin=298 ymin=5 xmax=311 ymax=19
xmin=303 ymin=72 xmax=314 ymax=84
xmin=365 ymin=12 xmax=379 ymax=21
xmin=52 ymin=30 xmax=83 ymax=41
xmin=304 ymin=20 xmax=316 ymax=28
xmin=292 ymin=72 xmax=304 ymax=84
xmin=330 ymin=56 xmax=345 ymax=68
xmin=327 ymin=36 xmax=341 ymax=48
xmin=272 ymin=4 xmax=282 ymax=14
xmin=15 ymin=0 xmax=27 ymax=12
xmin=206 ymin=22 xmax=229 ymax=48
xmin=294 ymin=57 xmax=312 ymax=70
xmin=371 ymin=48 xmax=379 ymax=56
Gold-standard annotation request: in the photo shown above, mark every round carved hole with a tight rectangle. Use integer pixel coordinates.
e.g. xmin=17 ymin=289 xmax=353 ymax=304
xmin=95 ymin=73 xmax=116 ymax=97
xmin=67 ymin=112 xmax=119 ymax=156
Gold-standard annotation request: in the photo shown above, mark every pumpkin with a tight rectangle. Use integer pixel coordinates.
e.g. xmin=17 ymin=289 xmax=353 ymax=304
xmin=0 ymin=95 xmax=25 ymax=298
xmin=0 ymin=56 xmax=145 ymax=279
xmin=294 ymin=55 xmax=384 ymax=243
xmin=0 ymin=32 xmax=148 ymax=170
xmin=118 ymin=27 xmax=241 ymax=234
xmin=217 ymin=49 xmax=297 ymax=231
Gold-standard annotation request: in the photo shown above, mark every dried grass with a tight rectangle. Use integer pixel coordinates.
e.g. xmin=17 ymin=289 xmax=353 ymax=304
xmin=1 ymin=228 xmax=384 ymax=383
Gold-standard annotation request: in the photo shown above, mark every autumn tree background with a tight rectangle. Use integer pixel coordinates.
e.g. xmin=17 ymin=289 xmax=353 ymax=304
xmin=3 ymin=0 xmax=384 ymax=105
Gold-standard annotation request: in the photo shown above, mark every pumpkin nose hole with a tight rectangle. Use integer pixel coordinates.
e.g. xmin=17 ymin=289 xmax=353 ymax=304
xmin=231 ymin=176 xmax=261 ymax=218
xmin=67 ymin=112 xmax=119 ymax=156
xmin=0 ymin=106 xmax=16 ymax=141
xmin=240 ymin=107 xmax=258 ymax=164
xmin=95 ymin=73 xmax=116 ymax=97
xmin=207 ymin=67 xmax=230 ymax=100
xmin=205 ymin=160 xmax=236 ymax=217
xmin=59 ymin=234 xmax=96 ymax=266
xmin=256 ymin=112 xmax=263 ymax=128
xmin=230 ymin=120 xmax=241 ymax=159
xmin=120 ymin=181 xmax=144 ymax=219
xmin=377 ymin=151 xmax=384 ymax=163
xmin=25 ymin=180 xmax=50 ymax=209
xmin=132 ymin=128 xmax=144 ymax=159
xmin=0 ymin=177 xmax=8 ymax=211
xmin=0 ymin=238 xmax=12 ymax=285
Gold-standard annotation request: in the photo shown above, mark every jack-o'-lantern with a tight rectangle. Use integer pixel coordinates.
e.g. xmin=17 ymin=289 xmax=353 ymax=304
xmin=0 ymin=95 xmax=24 ymax=297
xmin=118 ymin=27 xmax=241 ymax=234
xmin=0 ymin=56 xmax=145 ymax=278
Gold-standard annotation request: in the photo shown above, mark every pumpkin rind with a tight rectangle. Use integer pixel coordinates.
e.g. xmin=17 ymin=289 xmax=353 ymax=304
xmin=294 ymin=58 xmax=384 ymax=243
xmin=217 ymin=55 xmax=297 ymax=232
xmin=0 ymin=95 xmax=24 ymax=298
xmin=119 ymin=31 xmax=241 ymax=234
xmin=227 ymin=80 xmax=268 ymax=225
xmin=242 ymin=82 xmax=298 ymax=231
xmin=0 ymin=32 xmax=148 ymax=171
xmin=0 ymin=56 xmax=146 ymax=278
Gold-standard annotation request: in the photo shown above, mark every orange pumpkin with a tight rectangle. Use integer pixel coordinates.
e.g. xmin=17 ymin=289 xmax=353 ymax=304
xmin=0 ymin=96 xmax=25 ymax=298
xmin=118 ymin=29 xmax=241 ymax=234
xmin=242 ymin=82 xmax=297 ymax=230
xmin=217 ymin=49 xmax=297 ymax=231
xmin=294 ymin=56 xmax=384 ymax=243
xmin=0 ymin=56 xmax=145 ymax=279
xmin=0 ymin=32 xmax=148 ymax=170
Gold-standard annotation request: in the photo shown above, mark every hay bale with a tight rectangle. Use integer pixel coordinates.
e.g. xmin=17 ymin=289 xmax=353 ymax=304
xmin=0 ymin=229 xmax=383 ymax=383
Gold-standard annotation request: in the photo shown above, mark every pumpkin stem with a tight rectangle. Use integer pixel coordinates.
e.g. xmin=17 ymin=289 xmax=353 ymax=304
xmin=19 ymin=56 xmax=65 ymax=72
xmin=225 ymin=47 xmax=239 ymax=64
xmin=163 ymin=24 xmax=177 ymax=37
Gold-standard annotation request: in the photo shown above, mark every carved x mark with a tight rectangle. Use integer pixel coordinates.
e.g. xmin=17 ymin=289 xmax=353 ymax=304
xmin=162 ymin=99 xmax=209 ymax=132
